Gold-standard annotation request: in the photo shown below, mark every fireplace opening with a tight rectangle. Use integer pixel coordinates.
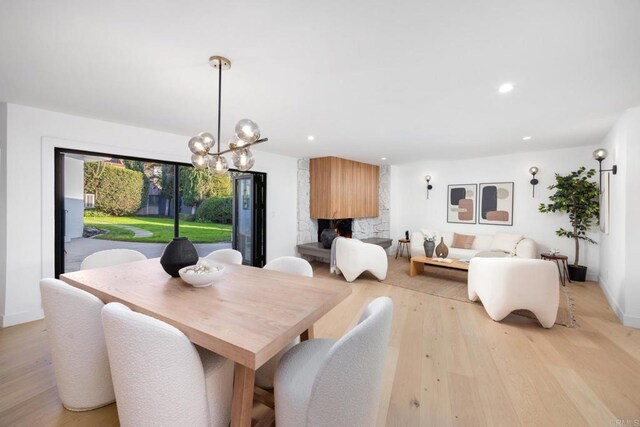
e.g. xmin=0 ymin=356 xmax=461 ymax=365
xmin=317 ymin=218 xmax=352 ymax=240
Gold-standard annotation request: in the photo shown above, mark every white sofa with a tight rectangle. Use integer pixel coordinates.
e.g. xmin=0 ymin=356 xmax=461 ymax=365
xmin=410 ymin=229 xmax=537 ymax=259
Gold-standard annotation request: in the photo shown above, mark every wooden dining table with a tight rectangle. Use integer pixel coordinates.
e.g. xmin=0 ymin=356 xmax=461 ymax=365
xmin=60 ymin=257 xmax=351 ymax=427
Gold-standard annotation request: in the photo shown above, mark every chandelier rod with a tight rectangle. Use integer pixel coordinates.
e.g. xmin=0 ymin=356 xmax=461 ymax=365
xmin=216 ymin=58 xmax=222 ymax=154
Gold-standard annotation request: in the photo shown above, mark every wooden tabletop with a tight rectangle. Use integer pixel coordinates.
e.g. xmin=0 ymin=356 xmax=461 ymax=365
xmin=411 ymin=255 xmax=470 ymax=271
xmin=60 ymin=258 xmax=351 ymax=370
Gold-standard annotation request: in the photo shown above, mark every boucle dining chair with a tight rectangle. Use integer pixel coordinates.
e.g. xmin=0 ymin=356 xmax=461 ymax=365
xmin=205 ymin=248 xmax=243 ymax=265
xmin=80 ymin=249 xmax=147 ymax=270
xmin=255 ymin=256 xmax=314 ymax=389
xmin=39 ymin=278 xmax=115 ymax=411
xmin=274 ymin=297 xmax=394 ymax=427
xmin=263 ymin=256 xmax=313 ymax=278
xmin=101 ymin=302 xmax=234 ymax=427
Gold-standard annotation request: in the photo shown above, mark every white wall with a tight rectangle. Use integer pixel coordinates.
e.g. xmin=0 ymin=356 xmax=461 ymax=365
xmin=64 ymin=157 xmax=85 ymax=240
xmin=599 ymin=107 xmax=640 ymax=328
xmin=390 ymin=145 xmax=601 ymax=279
xmin=0 ymin=103 xmax=298 ymax=327
xmin=0 ymin=103 xmax=7 ymax=319
xmin=64 ymin=157 xmax=84 ymax=199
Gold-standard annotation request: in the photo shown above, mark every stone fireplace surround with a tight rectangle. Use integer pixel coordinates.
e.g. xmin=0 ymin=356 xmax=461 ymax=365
xmin=297 ymin=158 xmax=390 ymax=250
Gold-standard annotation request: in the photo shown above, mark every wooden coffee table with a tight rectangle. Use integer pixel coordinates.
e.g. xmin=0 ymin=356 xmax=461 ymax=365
xmin=410 ymin=255 xmax=470 ymax=277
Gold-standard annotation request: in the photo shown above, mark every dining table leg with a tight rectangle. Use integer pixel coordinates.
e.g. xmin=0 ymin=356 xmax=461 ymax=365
xmin=231 ymin=363 xmax=255 ymax=427
xmin=300 ymin=325 xmax=315 ymax=341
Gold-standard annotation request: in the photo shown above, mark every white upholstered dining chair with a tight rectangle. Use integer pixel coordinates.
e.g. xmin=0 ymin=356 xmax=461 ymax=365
xmin=80 ymin=248 xmax=147 ymax=270
xmin=39 ymin=278 xmax=115 ymax=411
xmin=274 ymin=296 xmax=394 ymax=427
xmin=255 ymin=256 xmax=314 ymax=389
xmin=101 ymin=302 xmax=234 ymax=427
xmin=263 ymin=256 xmax=313 ymax=278
xmin=205 ymin=248 xmax=243 ymax=265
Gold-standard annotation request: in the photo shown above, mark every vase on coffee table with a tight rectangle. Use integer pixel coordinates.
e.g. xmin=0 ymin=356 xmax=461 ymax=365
xmin=423 ymin=240 xmax=435 ymax=258
xmin=435 ymin=237 xmax=449 ymax=258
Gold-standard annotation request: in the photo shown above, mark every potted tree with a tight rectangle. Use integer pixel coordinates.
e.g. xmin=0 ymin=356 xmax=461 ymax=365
xmin=538 ymin=166 xmax=599 ymax=282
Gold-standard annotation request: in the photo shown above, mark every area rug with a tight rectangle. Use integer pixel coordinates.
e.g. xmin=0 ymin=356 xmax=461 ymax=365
xmin=312 ymin=256 xmax=576 ymax=328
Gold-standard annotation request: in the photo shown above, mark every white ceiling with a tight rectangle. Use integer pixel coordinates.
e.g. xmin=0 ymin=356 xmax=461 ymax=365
xmin=1 ymin=0 xmax=639 ymax=164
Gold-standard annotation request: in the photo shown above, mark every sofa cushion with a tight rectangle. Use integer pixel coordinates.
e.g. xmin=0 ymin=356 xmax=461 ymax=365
xmin=475 ymin=250 xmax=511 ymax=258
xmin=471 ymin=234 xmax=494 ymax=251
xmin=448 ymin=248 xmax=479 ymax=260
xmin=451 ymin=233 xmax=475 ymax=249
xmin=490 ymin=233 xmax=523 ymax=255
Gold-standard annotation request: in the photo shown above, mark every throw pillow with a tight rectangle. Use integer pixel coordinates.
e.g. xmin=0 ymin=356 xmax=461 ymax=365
xmin=490 ymin=233 xmax=524 ymax=254
xmin=451 ymin=233 xmax=475 ymax=249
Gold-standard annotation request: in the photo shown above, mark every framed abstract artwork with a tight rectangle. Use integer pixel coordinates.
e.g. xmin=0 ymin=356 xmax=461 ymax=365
xmin=478 ymin=182 xmax=514 ymax=226
xmin=447 ymin=184 xmax=477 ymax=224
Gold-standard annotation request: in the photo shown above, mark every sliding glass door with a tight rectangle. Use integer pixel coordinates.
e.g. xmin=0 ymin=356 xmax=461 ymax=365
xmin=232 ymin=173 xmax=266 ymax=267
xmin=54 ymin=148 xmax=266 ymax=276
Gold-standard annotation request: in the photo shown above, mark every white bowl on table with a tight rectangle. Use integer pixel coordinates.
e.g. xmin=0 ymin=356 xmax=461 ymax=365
xmin=178 ymin=259 xmax=226 ymax=287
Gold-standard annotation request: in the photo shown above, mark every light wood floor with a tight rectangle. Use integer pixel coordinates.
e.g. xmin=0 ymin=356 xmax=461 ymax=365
xmin=2 ymin=272 xmax=640 ymax=426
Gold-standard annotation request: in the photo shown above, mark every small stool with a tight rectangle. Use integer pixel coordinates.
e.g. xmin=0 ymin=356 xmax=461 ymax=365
xmin=540 ymin=253 xmax=571 ymax=286
xmin=396 ymin=239 xmax=410 ymax=260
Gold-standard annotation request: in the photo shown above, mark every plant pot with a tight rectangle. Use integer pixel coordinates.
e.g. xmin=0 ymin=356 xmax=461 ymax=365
xmin=423 ymin=240 xmax=435 ymax=258
xmin=568 ymin=264 xmax=587 ymax=282
xmin=160 ymin=237 xmax=199 ymax=277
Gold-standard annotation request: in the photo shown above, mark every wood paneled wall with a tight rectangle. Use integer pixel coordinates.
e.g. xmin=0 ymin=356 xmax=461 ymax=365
xmin=310 ymin=157 xmax=379 ymax=219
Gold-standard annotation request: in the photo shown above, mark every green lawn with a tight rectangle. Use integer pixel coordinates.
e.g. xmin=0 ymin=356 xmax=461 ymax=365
xmin=84 ymin=216 xmax=232 ymax=244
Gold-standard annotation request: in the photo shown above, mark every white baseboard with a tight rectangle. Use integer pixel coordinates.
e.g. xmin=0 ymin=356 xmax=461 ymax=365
xmin=623 ymin=313 xmax=640 ymax=329
xmin=0 ymin=309 xmax=44 ymax=327
xmin=596 ymin=275 xmax=640 ymax=329
xmin=598 ymin=276 xmax=625 ymax=323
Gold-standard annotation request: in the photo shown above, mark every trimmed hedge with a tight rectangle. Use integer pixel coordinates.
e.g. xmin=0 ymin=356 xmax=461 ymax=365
xmin=196 ymin=197 xmax=232 ymax=224
xmin=84 ymin=163 xmax=144 ymax=216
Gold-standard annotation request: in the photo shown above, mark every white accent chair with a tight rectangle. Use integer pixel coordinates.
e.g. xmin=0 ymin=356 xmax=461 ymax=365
xmin=205 ymin=248 xmax=243 ymax=265
xmin=39 ymin=278 xmax=115 ymax=411
xmin=80 ymin=249 xmax=147 ymax=270
xmin=101 ymin=302 xmax=234 ymax=427
xmin=335 ymin=238 xmax=388 ymax=282
xmin=274 ymin=297 xmax=394 ymax=427
xmin=468 ymin=258 xmax=559 ymax=328
xmin=255 ymin=256 xmax=313 ymax=389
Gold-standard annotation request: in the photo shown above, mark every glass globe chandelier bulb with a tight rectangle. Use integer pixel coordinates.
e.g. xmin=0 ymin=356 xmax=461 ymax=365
xmin=593 ymin=148 xmax=608 ymax=161
xmin=425 ymin=175 xmax=432 ymax=182
xmin=198 ymin=132 xmax=215 ymax=152
xmin=191 ymin=153 xmax=210 ymax=170
xmin=228 ymin=134 xmax=246 ymax=150
xmin=209 ymin=155 xmax=229 ymax=176
xmin=235 ymin=119 xmax=260 ymax=143
xmin=529 ymin=166 xmax=539 ymax=175
xmin=232 ymin=148 xmax=255 ymax=171
xmin=188 ymin=136 xmax=208 ymax=155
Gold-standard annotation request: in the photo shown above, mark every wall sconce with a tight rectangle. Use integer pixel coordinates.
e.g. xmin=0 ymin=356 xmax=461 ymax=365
xmin=593 ymin=148 xmax=617 ymax=192
xmin=529 ymin=166 xmax=539 ymax=197
xmin=425 ymin=175 xmax=433 ymax=199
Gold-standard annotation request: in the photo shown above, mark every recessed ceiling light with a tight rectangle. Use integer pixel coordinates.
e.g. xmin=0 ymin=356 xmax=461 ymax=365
xmin=498 ymin=82 xmax=515 ymax=94
xmin=522 ymin=136 xmax=532 ymax=141
xmin=307 ymin=135 xmax=315 ymax=141
xmin=381 ymin=157 xmax=387 ymax=161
